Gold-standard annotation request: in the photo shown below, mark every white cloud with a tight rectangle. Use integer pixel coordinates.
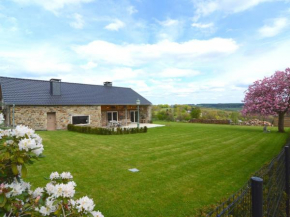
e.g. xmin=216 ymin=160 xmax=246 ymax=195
xmin=24 ymin=59 xmax=72 ymax=73
xmin=125 ymin=38 xmax=290 ymax=103
xmin=0 ymin=45 xmax=73 ymax=74
xmin=192 ymin=22 xmax=214 ymax=28
xmin=70 ymin=13 xmax=84 ymax=29
xmin=12 ymin=0 xmax=94 ymax=13
xmin=190 ymin=38 xmax=290 ymax=102
xmin=258 ymin=17 xmax=288 ymax=37
xmin=58 ymin=68 xmax=145 ymax=88
xmin=158 ymin=18 xmax=179 ymax=26
xmin=0 ymin=13 xmax=19 ymax=32
xmin=127 ymin=6 xmax=138 ymax=15
xmin=159 ymin=68 xmax=200 ymax=78
xmin=193 ymin=0 xmax=274 ymax=20
xmin=104 ymin=19 xmax=125 ymax=31
xmin=111 ymin=68 xmax=144 ymax=80
xmin=80 ymin=61 xmax=97 ymax=70
xmin=73 ymin=38 xmax=239 ymax=66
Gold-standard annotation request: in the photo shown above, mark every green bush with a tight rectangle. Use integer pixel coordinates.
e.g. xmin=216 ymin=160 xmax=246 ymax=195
xmin=67 ymin=124 xmax=147 ymax=135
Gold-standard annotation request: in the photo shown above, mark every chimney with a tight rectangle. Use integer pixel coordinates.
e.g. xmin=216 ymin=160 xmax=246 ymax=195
xmin=103 ymin=81 xmax=112 ymax=87
xmin=50 ymin=79 xmax=61 ymax=96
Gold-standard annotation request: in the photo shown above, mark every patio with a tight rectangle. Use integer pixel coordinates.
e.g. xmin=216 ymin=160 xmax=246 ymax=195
xmin=123 ymin=123 xmax=165 ymax=128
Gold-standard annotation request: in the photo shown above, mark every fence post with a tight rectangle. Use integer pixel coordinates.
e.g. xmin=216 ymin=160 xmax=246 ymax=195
xmin=251 ymin=177 xmax=263 ymax=217
xmin=285 ymin=146 xmax=290 ymax=217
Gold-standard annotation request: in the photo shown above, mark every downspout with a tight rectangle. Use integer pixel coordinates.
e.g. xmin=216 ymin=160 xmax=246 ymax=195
xmin=7 ymin=105 xmax=10 ymax=127
xmin=125 ymin=106 xmax=127 ymax=126
xmin=12 ymin=104 xmax=15 ymax=128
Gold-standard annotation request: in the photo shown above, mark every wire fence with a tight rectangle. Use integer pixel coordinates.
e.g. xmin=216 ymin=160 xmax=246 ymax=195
xmin=207 ymin=143 xmax=290 ymax=217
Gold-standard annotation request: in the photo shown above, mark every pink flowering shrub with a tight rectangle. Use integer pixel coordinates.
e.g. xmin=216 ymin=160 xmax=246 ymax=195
xmin=0 ymin=116 xmax=104 ymax=216
xmin=242 ymin=68 xmax=290 ymax=132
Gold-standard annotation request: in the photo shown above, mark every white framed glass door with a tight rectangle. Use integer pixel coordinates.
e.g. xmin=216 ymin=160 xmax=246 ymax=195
xmin=107 ymin=111 xmax=118 ymax=122
xmin=130 ymin=110 xmax=139 ymax=123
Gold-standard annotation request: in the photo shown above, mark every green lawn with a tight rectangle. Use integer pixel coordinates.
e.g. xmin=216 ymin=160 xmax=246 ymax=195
xmin=26 ymin=122 xmax=289 ymax=217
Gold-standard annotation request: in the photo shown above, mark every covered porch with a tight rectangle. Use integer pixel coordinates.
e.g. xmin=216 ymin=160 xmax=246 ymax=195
xmin=101 ymin=105 xmax=152 ymax=127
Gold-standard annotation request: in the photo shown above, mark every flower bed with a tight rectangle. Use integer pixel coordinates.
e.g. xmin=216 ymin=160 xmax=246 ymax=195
xmin=67 ymin=124 xmax=147 ymax=135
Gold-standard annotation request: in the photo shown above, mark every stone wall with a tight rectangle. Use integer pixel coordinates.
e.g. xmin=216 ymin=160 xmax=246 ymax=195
xmin=9 ymin=105 xmax=101 ymax=130
xmin=145 ymin=105 xmax=152 ymax=122
xmin=101 ymin=111 xmax=107 ymax=127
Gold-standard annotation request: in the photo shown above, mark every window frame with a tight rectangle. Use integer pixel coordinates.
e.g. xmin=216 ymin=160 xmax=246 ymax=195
xmin=107 ymin=111 xmax=118 ymax=122
xmin=71 ymin=115 xmax=90 ymax=125
xmin=130 ymin=110 xmax=139 ymax=123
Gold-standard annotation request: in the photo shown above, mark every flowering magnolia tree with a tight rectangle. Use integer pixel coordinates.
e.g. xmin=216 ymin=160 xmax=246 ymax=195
xmin=241 ymin=68 xmax=290 ymax=132
xmin=0 ymin=113 xmax=104 ymax=216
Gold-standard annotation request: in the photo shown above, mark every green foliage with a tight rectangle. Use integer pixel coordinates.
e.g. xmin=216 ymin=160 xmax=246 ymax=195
xmin=196 ymin=103 xmax=244 ymax=111
xmin=230 ymin=112 xmax=239 ymax=124
xmin=155 ymin=109 xmax=174 ymax=121
xmin=67 ymin=124 xmax=147 ymax=135
xmin=190 ymin=107 xmax=201 ymax=119
xmin=153 ymin=104 xmax=246 ymax=122
xmin=158 ymin=104 xmax=170 ymax=108
xmin=0 ymin=135 xmax=42 ymax=184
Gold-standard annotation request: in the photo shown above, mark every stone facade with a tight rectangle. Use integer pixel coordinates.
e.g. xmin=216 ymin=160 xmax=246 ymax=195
xmin=9 ymin=105 xmax=101 ymax=130
xmin=6 ymin=105 xmax=152 ymax=130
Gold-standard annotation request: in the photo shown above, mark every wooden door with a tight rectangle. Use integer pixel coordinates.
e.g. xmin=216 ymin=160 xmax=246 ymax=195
xmin=47 ymin=112 xmax=56 ymax=131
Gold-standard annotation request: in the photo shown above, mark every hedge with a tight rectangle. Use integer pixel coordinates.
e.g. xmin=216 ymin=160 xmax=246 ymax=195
xmin=67 ymin=124 xmax=147 ymax=135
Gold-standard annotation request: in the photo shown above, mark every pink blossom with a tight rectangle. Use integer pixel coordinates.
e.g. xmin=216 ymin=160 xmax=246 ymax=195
xmin=242 ymin=68 xmax=290 ymax=116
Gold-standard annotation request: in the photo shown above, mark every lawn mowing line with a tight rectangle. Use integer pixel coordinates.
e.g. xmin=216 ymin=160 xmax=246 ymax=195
xmin=132 ymin=140 xmax=286 ymax=215
xmin=136 ymin=129 xmax=253 ymax=154
xmin=141 ymin=133 xmax=280 ymax=178
xmin=136 ymin=131 xmax=260 ymax=162
xmin=34 ymin=126 xmax=289 ymax=217
xmin=40 ymin=130 xmax=268 ymax=174
xmin=124 ymin=138 xmax=254 ymax=166
xmin=194 ymin=139 xmax=286 ymax=180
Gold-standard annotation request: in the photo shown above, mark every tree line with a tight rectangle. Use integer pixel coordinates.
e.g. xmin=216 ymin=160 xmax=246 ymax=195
xmin=152 ymin=105 xmax=245 ymax=123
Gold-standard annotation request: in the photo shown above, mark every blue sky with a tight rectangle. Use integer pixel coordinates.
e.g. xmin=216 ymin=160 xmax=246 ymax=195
xmin=0 ymin=0 xmax=290 ymax=104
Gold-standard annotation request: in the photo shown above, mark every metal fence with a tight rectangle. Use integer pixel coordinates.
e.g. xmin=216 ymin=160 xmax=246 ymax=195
xmin=207 ymin=143 xmax=290 ymax=217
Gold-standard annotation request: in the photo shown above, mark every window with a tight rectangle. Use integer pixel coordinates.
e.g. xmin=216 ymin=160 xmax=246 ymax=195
xmin=72 ymin=116 xmax=90 ymax=125
xmin=130 ymin=110 xmax=139 ymax=122
xmin=107 ymin=111 xmax=118 ymax=122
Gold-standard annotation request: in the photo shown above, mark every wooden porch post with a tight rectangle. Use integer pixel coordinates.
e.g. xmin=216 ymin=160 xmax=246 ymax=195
xmin=125 ymin=106 xmax=127 ymax=126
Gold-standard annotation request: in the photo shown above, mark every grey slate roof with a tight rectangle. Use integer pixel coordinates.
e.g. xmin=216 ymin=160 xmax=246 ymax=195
xmin=0 ymin=77 xmax=152 ymax=106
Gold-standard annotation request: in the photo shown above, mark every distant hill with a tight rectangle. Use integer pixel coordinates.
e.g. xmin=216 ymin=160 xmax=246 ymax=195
xmin=190 ymin=103 xmax=244 ymax=111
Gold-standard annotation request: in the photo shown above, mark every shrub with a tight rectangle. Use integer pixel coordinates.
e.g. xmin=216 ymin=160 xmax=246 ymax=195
xmin=67 ymin=124 xmax=147 ymax=135
xmin=0 ymin=116 xmax=104 ymax=217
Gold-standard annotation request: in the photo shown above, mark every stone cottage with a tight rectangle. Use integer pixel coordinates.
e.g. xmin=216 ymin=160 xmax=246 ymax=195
xmin=0 ymin=77 xmax=152 ymax=130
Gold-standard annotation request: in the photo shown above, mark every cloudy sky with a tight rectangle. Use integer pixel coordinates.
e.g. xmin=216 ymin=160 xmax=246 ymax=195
xmin=0 ymin=0 xmax=290 ymax=104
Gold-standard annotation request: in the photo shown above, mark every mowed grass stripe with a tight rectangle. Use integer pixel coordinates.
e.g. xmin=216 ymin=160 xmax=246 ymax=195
xmin=26 ymin=122 xmax=289 ymax=217
xmin=130 ymin=128 xmax=259 ymax=162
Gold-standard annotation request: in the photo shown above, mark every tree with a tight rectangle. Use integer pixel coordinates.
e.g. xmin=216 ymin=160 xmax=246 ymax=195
xmin=242 ymin=68 xmax=290 ymax=132
xmin=190 ymin=107 xmax=201 ymax=119
xmin=230 ymin=112 xmax=239 ymax=124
